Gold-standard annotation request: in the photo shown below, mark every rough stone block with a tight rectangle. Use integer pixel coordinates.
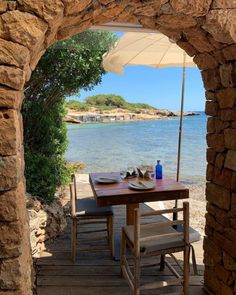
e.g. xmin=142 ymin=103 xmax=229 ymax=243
xmin=207 ymin=117 xmax=216 ymax=133
xmin=63 ymin=0 xmax=92 ymax=15
xmin=224 ymin=128 xmax=236 ymax=150
xmin=225 ymin=150 xmax=236 ymax=171
xmin=212 ymin=0 xmax=236 ymax=8
xmin=170 ymin=0 xmax=212 ymax=16
xmin=231 ymin=172 xmax=236 ymax=192
xmin=215 ymin=263 xmax=231 ymax=283
xmin=206 ymin=202 xmax=230 ymax=226
xmin=206 ymin=133 xmax=225 ymax=152
xmin=205 ymin=101 xmax=218 ymax=116
xmin=231 ymin=217 xmax=236 ymax=230
xmin=194 ymin=53 xmax=218 ymax=70
xmin=206 ymin=212 xmax=224 ymax=232
xmin=0 ymin=87 xmax=23 ymax=110
xmin=0 ymin=221 xmax=23 ymax=246
xmin=202 ymin=68 xmax=222 ymax=91
xmin=156 ymin=14 xmax=196 ymax=29
xmin=220 ymin=108 xmax=236 ymax=121
xmin=215 ymin=152 xmax=225 ymax=169
xmin=206 ymin=182 xmax=231 ymax=210
xmin=176 ymin=40 xmax=198 ymax=57
xmin=205 ymin=91 xmax=217 ymax=101
xmin=214 ymin=118 xmax=230 ymax=133
xmin=223 ymin=44 xmax=236 ymax=61
xmin=224 ymin=227 xmax=236 ymax=243
xmin=57 ymin=19 xmax=92 ymax=40
xmin=214 ymin=231 xmax=236 ymax=258
xmin=0 ymin=39 xmax=30 ymax=70
xmin=0 ymin=244 xmax=22 ymax=260
xmin=204 ymin=236 xmax=222 ymax=266
xmin=0 ymin=109 xmax=21 ymax=156
xmin=207 ymin=148 xmax=217 ymax=164
xmin=185 ymin=27 xmax=215 ymax=53
xmin=135 ymin=0 xmax=168 ymax=17
xmin=0 ymin=258 xmax=22 ymax=289
xmin=0 ymin=2 xmax=7 ymax=13
xmin=203 ymin=9 xmax=236 ymax=44
xmin=1 ymin=10 xmax=48 ymax=50
xmin=223 ymin=252 xmax=236 ymax=271
xmin=205 ymin=268 xmax=222 ymax=294
xmin=0 ymin=182 xmax=25 ymax=222
xmin=157 ymin=26 xmax=182 ymax=43
xmin=17 ymin=0 xmax=64 ymax=28
xmin=0 ymin=66 xmax=25 ymax=90
xmin=220 ymin=63 xmax=236 ymax=88
xmin=231 ymin=193 xmax=236 ymax=214
xmin=213 ymin=167 xmax=232 ymax=189
xmin=0 ymin=155 xmax=22 ymax=191
xmin=216 ymin=88 xmax=236 ymax=109
xmin=206 ymin=163 xmax=214 ymax=181
xmin=221 ymin=282 xmax=234 ymax=295
xmin=213 ymin=49 xmax=226 ymax=65
xmin=232 ymin=121 xmax=236 ymax=128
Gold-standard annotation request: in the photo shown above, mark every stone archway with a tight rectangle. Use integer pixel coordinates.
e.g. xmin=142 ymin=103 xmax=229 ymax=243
xmin=0 ymin=1 xmax=235 ymax=294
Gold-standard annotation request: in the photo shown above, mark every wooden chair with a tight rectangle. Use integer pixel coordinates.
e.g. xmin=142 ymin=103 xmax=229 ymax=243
xmin=121 ymin=202 xmax=190 ymax=295
xmin=69 ymin=174 xmax=114 ymax=262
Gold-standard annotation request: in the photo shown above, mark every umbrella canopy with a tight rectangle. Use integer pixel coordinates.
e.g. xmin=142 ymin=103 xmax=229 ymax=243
xmin=102 ymin=31 xmax=196 ymax=187
xmin=102 ymin=32 xmax=195 ymax=74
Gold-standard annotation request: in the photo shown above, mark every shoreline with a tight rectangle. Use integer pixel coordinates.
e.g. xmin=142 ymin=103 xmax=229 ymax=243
xmin=64 ymin=108 xmax=199 ymax=124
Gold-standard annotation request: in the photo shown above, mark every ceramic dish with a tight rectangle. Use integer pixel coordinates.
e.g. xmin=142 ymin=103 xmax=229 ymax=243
xmin=95 ymin=177 xmax=119 ymax=184
xmin=128 ymin=180 xmax=155 ymax=190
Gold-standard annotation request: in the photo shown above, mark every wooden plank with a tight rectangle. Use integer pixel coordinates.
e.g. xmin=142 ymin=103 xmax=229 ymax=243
xmin=37 ymin=285 xmax=205 ymax=295
xmin=37 ymin=275 xmax=203 ymax=287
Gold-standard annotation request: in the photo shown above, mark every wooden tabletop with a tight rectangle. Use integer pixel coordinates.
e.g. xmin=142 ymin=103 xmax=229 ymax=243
xmin=89 ymin=172 xmax=189 ymax=207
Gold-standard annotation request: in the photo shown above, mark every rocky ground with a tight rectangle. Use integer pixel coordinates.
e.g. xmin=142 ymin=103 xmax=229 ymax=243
xmin=64 ymin=108 xmax=198 ymax=124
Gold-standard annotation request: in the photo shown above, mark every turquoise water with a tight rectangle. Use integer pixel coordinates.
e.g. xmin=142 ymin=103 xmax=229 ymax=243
xmin=65 ymin=113 xmax=207 ymax=183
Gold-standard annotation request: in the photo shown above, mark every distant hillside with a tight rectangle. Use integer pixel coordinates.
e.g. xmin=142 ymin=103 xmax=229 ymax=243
xmin=65 ymin=94 xmax=198 ymax=124
xmin=66 ymin=94 xmax=156 ymax=113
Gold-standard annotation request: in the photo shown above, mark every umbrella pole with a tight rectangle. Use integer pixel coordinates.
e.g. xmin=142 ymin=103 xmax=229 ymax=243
xmin=174 ymin=53 xmax=186 ymax=219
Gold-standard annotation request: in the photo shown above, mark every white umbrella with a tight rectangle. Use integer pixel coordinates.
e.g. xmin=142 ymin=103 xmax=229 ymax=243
xmin=102 ymin=32 xmax=196 ymax=186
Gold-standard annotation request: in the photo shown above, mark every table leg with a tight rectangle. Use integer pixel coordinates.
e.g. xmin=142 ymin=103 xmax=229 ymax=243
xmin=126 ymin=203 xmax=139 ymax=225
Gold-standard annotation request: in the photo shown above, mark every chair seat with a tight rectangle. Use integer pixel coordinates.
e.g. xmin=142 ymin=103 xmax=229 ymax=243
xmin=124 ymin=223 xmax=185 ymax=254
xmin=75 ymin=197 xmax=113 ymax=217
xmin=157 ymin=214 xmax=201 ymax=243
xmin=175 ymin=224 xmax=201 ymax=243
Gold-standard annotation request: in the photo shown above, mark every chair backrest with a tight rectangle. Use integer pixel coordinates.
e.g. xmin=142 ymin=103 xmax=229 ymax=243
xmin=133 ymin=202 xmax=189 ymax=255
xmin=71 ymin=174 xmax=77 ymax=198
xmin=69 ymin=183 xmax=76 ymax=217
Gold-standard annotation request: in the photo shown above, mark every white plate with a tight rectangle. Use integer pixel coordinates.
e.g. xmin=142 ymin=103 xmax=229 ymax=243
xmin=95 ymin=177 xmax=119 ymax=184
xmin=128 ymin=181 xmax=155 ymax=190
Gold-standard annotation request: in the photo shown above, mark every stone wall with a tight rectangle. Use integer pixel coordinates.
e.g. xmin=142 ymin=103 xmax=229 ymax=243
xmin=0 ymin=1 xmax=235 ymax=294
xmin=27 ymin=194 xmax=67 ymax=257
xmin=204 ymin=52 xmax=236 ymax=294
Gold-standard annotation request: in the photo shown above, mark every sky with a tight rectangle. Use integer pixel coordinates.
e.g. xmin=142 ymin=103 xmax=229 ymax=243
xmin=71 ymin=31 xmax=205 ymax=112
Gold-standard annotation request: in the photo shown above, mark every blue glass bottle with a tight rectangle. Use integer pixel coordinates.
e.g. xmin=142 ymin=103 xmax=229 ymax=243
xmin=155 ymin=160 xmax=162 ymax=179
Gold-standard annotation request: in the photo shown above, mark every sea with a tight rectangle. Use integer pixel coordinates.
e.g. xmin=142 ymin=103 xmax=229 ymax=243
xmin=65 ymin=112 xmax=207 ymax=184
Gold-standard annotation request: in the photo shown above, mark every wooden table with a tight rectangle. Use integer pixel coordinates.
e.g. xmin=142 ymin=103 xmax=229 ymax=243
xmin=89 ymin=172 xmax=189 ymax=225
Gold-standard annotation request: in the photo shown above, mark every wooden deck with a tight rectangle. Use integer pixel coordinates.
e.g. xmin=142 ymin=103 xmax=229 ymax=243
xmin=35 ymin=175 xmax=206 ymax=295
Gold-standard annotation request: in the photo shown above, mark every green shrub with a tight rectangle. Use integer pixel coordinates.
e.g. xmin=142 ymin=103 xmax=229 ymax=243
xmin=23 ymin=98 xmax=69 ymax=202
xmin=23 ymin=30 xmax=117 ymax=202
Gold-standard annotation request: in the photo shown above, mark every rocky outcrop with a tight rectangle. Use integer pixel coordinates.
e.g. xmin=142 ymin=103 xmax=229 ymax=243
xmin=65 ymin=109 xmax=198 ymax=124
xmin=26 ymin=194 xmax=67 ymax=257
xmin=64 ymin=114 xmax=81 ymax=124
